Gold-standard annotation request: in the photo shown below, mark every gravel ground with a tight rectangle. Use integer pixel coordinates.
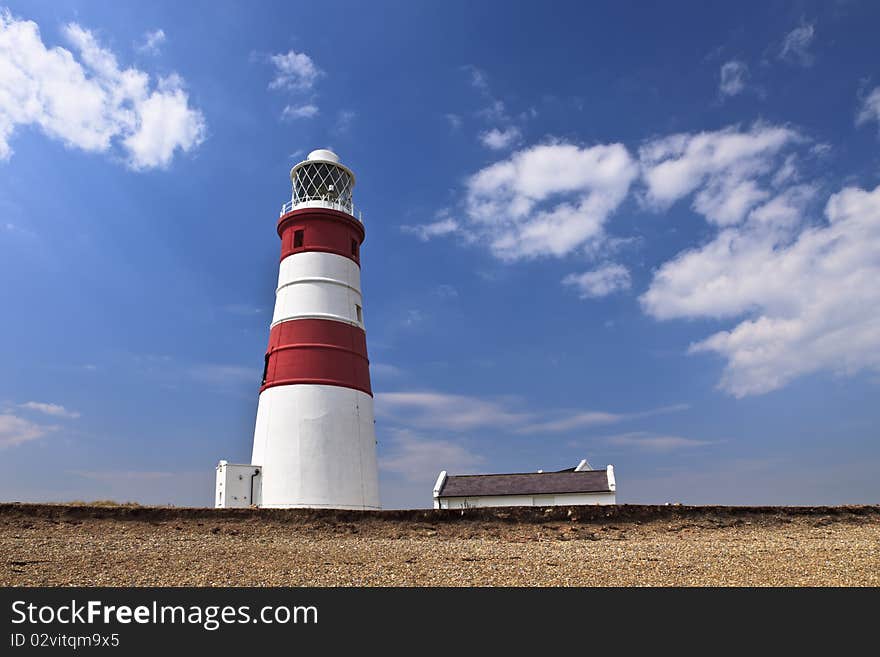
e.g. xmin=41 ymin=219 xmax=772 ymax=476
xmin=1 ymin=504 xmax=878 ymax=586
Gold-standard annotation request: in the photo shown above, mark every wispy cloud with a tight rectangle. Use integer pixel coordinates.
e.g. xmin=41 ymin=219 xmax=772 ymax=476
xmin=402 ymin=309 xmax=424 ymax=328
xmin=281 ymin=103 xmax=319 ymax=120
xmin=517 ymin=403 xmax=689 ymax=434
xmin=333 ymin=109 xmax=356 ymax=134
xmin=18 ymin=402 xmax=80 ymax=419
xmin=518 ymin=411 xmax=622 ymax=433
xmin=479 ymin=126 xmax=521 ymax=150
xmin=136 ymin=28 xmax=166 ymax=56
xmin=462 ymin=65 xmax=535 ymax=156
xmin=376 ymin=392 xmax=532 ymax=431
xmin=719 ymin=60 xmax=748 ymax=97
xmin=602 ymin=431 xmax=715 ymax=451
xmin=639 ymin=122 xmax=801 ymax=224
xmin=401 ymin=217 xmax=460 ymax=241
xmin=1 ymin=221 xmax=36 ymax=238
xmin=478 ymin=99 xmax=508 ymax=122
xmin=433 ymin=284 xmax=458 ymax=298
xmin=445 ymin=113 xmax=462 ymax=131
xmin=268 ymin=49 xmax=322 ymax=91
xmin=856 ymin=86 xmax=880 ymax=133
xmin=266 ymin=48 xmax=324 ymax=124
xmin=463 ymin=64 xmax=490 ymax=93
xmin=371 ymin=362 xmax=404 ymax=378
xmin=380 ymin=428 xmax=484 ymax=483
xmin=377 ymin=391 xmax=689 ymax=435
xmin=779 ymin=21 xmax=815 ymax=67
xmin=0 ymin=414 xmax=56 ymax=448
xmin=562 ymin=263 xmax=631 ymax=299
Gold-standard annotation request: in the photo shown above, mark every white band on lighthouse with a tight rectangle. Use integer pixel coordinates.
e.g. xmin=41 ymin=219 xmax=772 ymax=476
xmin=272 ymin=252 xmax=364 ymax=329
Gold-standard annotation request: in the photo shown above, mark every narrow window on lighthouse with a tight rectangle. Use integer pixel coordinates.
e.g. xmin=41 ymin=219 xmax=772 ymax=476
xmin=351 ymin=238 xmax=359 ymax=258
xmin=261 ymin=353 xmax=270 ymax=384
xmin=356 ymin=305 xmax=363 ymax=323
xmin=293 ymin=229 xmax=304 ymax=249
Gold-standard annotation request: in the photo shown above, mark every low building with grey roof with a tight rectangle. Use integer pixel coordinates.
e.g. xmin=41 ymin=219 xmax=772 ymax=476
xmin=433 ymin=459 xmax=616 ymax=509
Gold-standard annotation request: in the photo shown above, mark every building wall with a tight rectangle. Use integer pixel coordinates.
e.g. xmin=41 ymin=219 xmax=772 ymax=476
xmin=435 ymin=491 xmax=616 ymax=509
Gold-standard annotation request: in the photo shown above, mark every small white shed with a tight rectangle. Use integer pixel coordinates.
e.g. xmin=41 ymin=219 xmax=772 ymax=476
xmin=215 ymin=461 xmax=262 ymax=508
xmin=433 ymin=460 xmax=616 ymax=509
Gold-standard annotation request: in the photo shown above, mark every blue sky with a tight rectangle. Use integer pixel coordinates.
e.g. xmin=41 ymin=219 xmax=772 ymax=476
xmin=1 ymin=1 xmax=879 ymax=508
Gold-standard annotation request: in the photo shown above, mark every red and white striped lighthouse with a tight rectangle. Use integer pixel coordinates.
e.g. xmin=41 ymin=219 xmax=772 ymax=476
xmin=217 ymin=149 xmax=380 ymax=510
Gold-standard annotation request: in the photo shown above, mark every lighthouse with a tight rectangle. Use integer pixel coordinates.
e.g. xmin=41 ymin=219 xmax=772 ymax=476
xmin=215 ymin=149 xmax=381 ymax=510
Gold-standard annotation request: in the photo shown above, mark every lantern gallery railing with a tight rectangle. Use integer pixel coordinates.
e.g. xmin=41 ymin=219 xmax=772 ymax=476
xmin=280 ymin=198 xmax=364 ymax=222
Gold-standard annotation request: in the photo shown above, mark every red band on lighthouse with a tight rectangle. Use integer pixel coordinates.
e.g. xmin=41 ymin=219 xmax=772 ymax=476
xmin=278 ymin=208 xmax=365 ymax=264
xmin=261 ymin=318 xmax=372 ymax=395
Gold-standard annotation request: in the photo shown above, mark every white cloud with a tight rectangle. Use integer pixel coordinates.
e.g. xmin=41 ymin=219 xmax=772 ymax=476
xmin=281 ymin=103 xmax=319 ymax=120
xmin=639 ymin=123 xmax=801 ymax=225
xmin=380 ymin=428 xmax=484 ymax=483
xmin=377 ymin=391 xmax=688 ymax=435
xmin=376 ymin=392 xmax=532 ymax=431
xmin=479 ymin=126 xmax=521 ymax=150
xmin=464 ymin=141 xmax=638 ymax=260
xmin=642 ymin=183 xmax=880 ymax=396
xmin=0 ymin=10 xmax=205 ymax=168
xmin=641 ymin=187 xmax=816 ymax=321
xmin=563 ymin=263 xmax=631 ymax=299
xmin=121 ymin=75 xmax=207 ymax=170
xmin=269 ymin=49 xmax=322 ymax=91
xmin=517 ymin=411 xmax=623 ymax=433
xmin=0 ymin=414 xmax=54 ymax=448
xmin=779 ymin=22 xmax=815 ymax=66
xmin=772 ymin=153 xmax=800 ymax=188
xmin=693 ymin=178 xmax=770 ymax=226
xmin=517 ymin=403 xmax=688 ymax=434
xmin=604 ymin=432 xmax=713 ymax=451
xmin=19 ymin=401 xmax=80 ymax=419
xmin=136 ymin=29 xmax=165 ymax=56
xmin=719 ymin=60 xmax=748 ymax=97
xmin=401 ymin=217 xmax=460 ymax=241
xmin=856 ymin=86 xmax=880 ymax=131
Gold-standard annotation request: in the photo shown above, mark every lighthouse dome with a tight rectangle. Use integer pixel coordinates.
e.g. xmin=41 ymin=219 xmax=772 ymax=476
xmin=307 ymin=149 xmax=340 ymax=163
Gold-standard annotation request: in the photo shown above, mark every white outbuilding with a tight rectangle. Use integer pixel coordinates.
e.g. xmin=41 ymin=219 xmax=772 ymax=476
xmin=433 ymin=460 xmax=616 ymax=509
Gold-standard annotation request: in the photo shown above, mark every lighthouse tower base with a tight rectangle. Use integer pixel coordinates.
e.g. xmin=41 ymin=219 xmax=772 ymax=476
xmin=251 ymin=384 xmax=381 ymax=510
xmin=215 ymin=384 xmax=381 ymax=510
